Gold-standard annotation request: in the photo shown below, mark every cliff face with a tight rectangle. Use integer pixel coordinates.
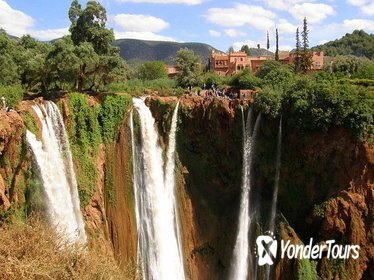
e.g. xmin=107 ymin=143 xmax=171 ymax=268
xmin=148 ymin=96 xmax=373 ymax=280
xmin=0 ymin=111 xmax=26 ymax=214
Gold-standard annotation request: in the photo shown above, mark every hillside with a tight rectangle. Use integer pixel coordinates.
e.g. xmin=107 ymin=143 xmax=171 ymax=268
xmin=312 ymin=30 xmax=374 ymax=59
xmin=113 ymin=39 xmax=220 ymax=65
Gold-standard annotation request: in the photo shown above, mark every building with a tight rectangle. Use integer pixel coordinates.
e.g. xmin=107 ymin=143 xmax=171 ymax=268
xmin=210 ymin=50 xmax=324 ymax=75
xmin=166 ymin=66 xmax=179 ymax=78
xmin=210 ymin=51 xmax=251 ymax=75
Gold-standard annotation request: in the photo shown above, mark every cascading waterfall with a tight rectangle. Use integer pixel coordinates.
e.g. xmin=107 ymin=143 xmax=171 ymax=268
xmin=131 ymin=98 xmax=185 ymax=280
xmin=230 ymin=107 xmax=261 ymax=280
xmin=26 ymin=101 xmax=86 ymax=244
xmin=269 ymin=117 xmax=282 ymax=233
xmin=265 ymin=117 xmax=282 ymax=280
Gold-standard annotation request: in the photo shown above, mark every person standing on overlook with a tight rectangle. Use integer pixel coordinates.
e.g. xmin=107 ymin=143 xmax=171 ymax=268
xmin=1 ymin=96 xmax=5 ymax=110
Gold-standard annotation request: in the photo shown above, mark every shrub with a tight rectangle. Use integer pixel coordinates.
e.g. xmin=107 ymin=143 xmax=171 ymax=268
xmin=0 ymin=216 xmax=133 ymax=279
xmin=0 ymin=85 xmax=24 ymax=108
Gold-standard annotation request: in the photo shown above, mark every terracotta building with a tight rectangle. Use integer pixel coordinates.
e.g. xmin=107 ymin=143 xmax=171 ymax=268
xmin=209 ymin=51 xmax=251 ymax=75
xmin=210 ymin=50 xmax=324 ymax=75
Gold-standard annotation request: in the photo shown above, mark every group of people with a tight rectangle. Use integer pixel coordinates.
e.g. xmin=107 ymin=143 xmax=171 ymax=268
xmin=187 ymin=84 xmax=241 ymax=100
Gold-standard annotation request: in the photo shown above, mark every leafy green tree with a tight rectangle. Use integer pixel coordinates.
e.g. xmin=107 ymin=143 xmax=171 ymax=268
xmin=256 ymin=60 xmax=281 ymax=79
xmin=240 ymin=45 xmax=250 ymax=56
xmin=227 ymin=46 xmax=234 ymax=54
xmin=68 ymin=0 xmax=125 ymax=91
xmin=203 ymin=71 xmax=224 ymax=88
xmin=0 ymin=29 xmax=19 ymax=85
xmin=353 ymin=60 xmax=374 ymax=79
xmin=238 ymin=69 xmax=261 ymax=89
xmin=331 ymin=55 xmax=361 ymax=77
xmin=137 ymin=61 xmax=168 ymax=80
xmin=263 ymin=66 xmax=294 ymax=90
xmin=175 ymin=48 xmax=202 ymax=87
xmin=253 ymin=86 xmax=283 ymax=119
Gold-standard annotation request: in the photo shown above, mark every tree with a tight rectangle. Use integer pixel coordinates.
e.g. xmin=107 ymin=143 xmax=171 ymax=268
xmin=267 ymin=31 xmax=270 ymax=50
xmin=175 ymin=48 xmax=202 ymax=87
xmin=301 ymin=17 xmax=312 ymax=73
xmin=68 ymin=0 xmax=125 ymax=91
xmin=227 ymin=46 xmax=234 ymax=54
xmin=275 ymin=29 xmax=279 ymax=61
xmin=256 ymin=60 xmax=281 ymax=79
xmin=240 ymin=45 xmax=250 ymax=56
xmin=294 ymin=27 xmax=302 ymax=73
xmin=137 ymin=61 xmax=168 ymax=80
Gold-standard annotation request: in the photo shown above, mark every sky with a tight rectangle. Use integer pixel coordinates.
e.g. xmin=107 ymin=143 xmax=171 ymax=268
xmin=0 ymin=0 xmax=373 ymax=52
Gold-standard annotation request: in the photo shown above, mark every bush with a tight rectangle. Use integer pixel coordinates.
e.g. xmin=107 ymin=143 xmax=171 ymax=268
xmin=0 ymin=85 xmax=24 ymax=108
xmin=253 ymin=87 xmax=283 ymax=119
xmin=98 ymin=93 xmax=132 ymax=143
xmin=255 ymin=60 xmax=282 ymax=79
xmin=0 ymin=217 xmax=133 ymax=279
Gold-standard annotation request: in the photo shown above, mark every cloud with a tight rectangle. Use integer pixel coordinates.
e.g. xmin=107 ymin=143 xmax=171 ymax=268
xmin=114 ymin=30 xmax=175 ymax=41
xmin=224 ymin=28 xmax=246 ymax=37
xmin=264 ymin=0 xmax=314 ymax=11
xmin=209 ymin=30 xmax=221 ymax=37
xmin=29 ymin=28 xmax=70 ymax=41
xmin=115 ymin=0 xmax=203 ymax=4
xmin=206 ymin=4 xmax=276 ymax=30
xmin=113 ymin=14 xmax=169 ymax=32
xmin=277 ymin=18 xmax=297 ymax=34
xmin=289 ymin=3 xmax=335 ymax=23
xmin=0 ymin=0 xmax=33 ymax=36
xmin=343 ymin=19 xmax=374 ymax=32
xmin=347 ymin=0 xmax=374 ymax=15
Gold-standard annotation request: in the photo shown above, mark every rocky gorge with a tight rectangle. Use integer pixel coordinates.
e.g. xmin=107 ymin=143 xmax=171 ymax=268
xmin=0 ymin=93 xmax=373 ymax=279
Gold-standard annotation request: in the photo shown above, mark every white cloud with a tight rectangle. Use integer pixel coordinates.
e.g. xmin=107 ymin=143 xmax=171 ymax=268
xmin=115 ymin=0 xmax=203 ymax=4
xmin=209 ymin=30 xmax=221 ymax=37
xmin=289 ymin=3 xmax=335 ymax=23
xmin=264 ymin=0 xmax=313 ymax=11
xmin=29 ymin=27 xmax=69 ymax=41
xmin=0 ymin=0 xmax=33 ymax=36
xmin=347 ymin=0 xmax=374 ymax=15
xmin=113 ymin=14 xmax=169 ymax=32
xmin=343 ymin=19 xmax=374 ymax=32
xmin=277 ymin=18 xmax=297 ymax=34
xmin=224 ymin=28 xmax=246 ymax=37
xmin=114 ymin=30 xmax=175 ymax=41
xmin=206 ymin=4 xmax=276 ymax=30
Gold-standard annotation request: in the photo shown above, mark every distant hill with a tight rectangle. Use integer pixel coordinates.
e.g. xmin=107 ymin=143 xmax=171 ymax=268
xmin=248 ymin=48 xmax=273 ymax=57
xmin=312 ymin=30 xmax=374 ymax=59
xmin=113 ymin=39 xmax=220 ymax=65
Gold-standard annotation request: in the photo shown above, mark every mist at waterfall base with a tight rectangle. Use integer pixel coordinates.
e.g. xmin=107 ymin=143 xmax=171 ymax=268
xmin=130 ymin=98 xmax=185 ymax=280
xmin=26 ymin=101 xmax=87 ymax=245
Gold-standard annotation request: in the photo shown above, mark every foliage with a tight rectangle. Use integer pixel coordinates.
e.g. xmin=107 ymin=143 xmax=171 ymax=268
xmin=21 ymin=111 xmax=39 ymax=139
xmin=313 ymin=30 xmax=374 ymax=59
xmin=296 ymin=259 xmax=319 ymax=280
xmin=0 ymin=85 xmax=24 ymax=108
xmin=240 ymin=45 xmax=250 ymax=55
xmin=202 ymin=71 xmax=224 ymax=88
xmin=136 ymin=60 xmax=168 ymax=80
xmin=275 ymin=28 xmax=279 ymax=61
xmin=67 ymin=93 xmax=101 ymax=207
xmin=255 ymin=60 xmax=281 ymax=79
xmin=253 ymin=87 xmax=283 ymax=119
xmin=300 ymin=17 xmax=312 ymax=73
xmin=254 ymin=74 xmax=374 ymax=140
xmin=108 ymin=78 xmax=178 ymax=96
xmin=98 ymin=93 xmax=132 ymax=143
xmin=262 ymin=66 xmax=295 ymax=90
xmin=0 ymin=217 xmax=132 ymax=280
xmin=175 ymin=48 xmax=203 ymax=87
xmin=228 ymin=68 xmax=261 ymax=89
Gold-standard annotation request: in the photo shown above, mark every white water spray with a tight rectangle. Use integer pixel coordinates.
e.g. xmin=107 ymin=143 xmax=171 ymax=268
xmin=131 ymin=98 xmax=185 ymax=280
xmin=230 ymin=108 xmax=261 ymax=280
xmin=26 ymin=101 xmax=86 ymax=244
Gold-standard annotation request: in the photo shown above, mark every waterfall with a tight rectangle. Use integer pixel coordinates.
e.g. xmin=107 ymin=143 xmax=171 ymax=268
xmin=229 ymin=107 xmax=261 ymax=280
xmin=264 ymin=117 xmax=282 ymax=280
xmin=269 ymin=117 xmax=282 ymax=232
xmin=26 ymin=101 xmax=86 ymax=245
xmin=131 ymin=98 xmax=185 ymax=280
